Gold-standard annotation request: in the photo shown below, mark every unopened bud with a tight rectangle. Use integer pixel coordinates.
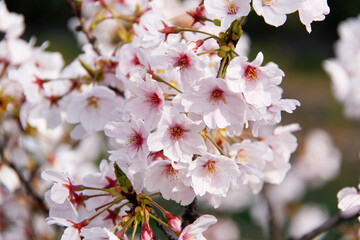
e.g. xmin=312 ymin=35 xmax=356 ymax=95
xmin=140 ymin=223 xmax=153 ymax=240
xmin=165 ymin=212 xmax=182 ymax=233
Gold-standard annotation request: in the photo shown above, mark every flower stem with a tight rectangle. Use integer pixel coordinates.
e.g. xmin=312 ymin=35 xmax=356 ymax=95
xmin=204 ymin=133 xmax=225 ymax=155
xmin=149 ymin=213 xmax=169 ymax=228
xmin=217 ymin=52 xmax=228 ymax=78
xmin=131 ymin=221 xmax=138 ymax=240
xmin=178 ymin=29 xmax=219 ymax=40
xmin=197 ymin=48 xmax=219 ymax=56
xmin=152 ymin=74 xmax=183 ymax=93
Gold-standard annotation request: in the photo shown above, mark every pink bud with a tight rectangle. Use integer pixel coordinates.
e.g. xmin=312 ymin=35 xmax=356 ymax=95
xmin=168 ymin=216 xmax=182 ymax=233
xmin=140 ymin=223 xmax=153 ymax=240
xmin=165 ymin=212 xmax=182 ymax=233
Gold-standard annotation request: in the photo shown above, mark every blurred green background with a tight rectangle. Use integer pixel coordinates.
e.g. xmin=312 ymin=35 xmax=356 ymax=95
xmin=5 ymin=0 xmax=360 ymax=239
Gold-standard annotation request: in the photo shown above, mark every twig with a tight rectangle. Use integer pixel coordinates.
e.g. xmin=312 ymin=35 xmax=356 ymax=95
xmin=0 ymin=154 xmax=49 ymax=215
xmin=181 ymin=198 xmax=199 ymax=229
xmin=289 ymin=211 xmax=359 ymax=240
xmin=151 ymin=211 xmax=177 ymax=240
xmin=263 ymin=185 xmax=282 ymax=240
xmin=65 ymin=0 xmax=102 ymax=55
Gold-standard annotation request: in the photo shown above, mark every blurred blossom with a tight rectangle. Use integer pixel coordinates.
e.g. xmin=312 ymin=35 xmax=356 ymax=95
xmin=203 ymin=218 xmax=240 ymax=240
xmin=295 ymin=129 xmax=341 ymax=187
xmin=288 ymin=204 xmax=329 ymax=240
xmin=324 ymin=15 xmax=360 ymax=119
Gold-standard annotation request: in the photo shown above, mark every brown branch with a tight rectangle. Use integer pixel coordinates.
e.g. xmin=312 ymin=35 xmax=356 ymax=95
xmin=65 ymin=0 xmax=102 ymax=55
xmin=264 ymin=185 xmax=282 ymax=240
xmin=289 ymin=211 xmax=359 ymax=240
xmin=181 ymin=198 xmax=199 ymax=229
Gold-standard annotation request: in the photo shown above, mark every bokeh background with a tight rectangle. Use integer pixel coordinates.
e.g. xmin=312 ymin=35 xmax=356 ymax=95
xmin=5 ymin=0 xmax=360 ymax=239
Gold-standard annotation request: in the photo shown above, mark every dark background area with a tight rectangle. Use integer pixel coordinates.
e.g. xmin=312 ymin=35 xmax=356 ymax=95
xmin=4 ymin=0 xmax=360 ymax=238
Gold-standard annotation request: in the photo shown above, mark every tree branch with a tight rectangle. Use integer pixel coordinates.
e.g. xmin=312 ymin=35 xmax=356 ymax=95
xmin=289 ymin=211 xmax=359 ymax=240
xmin=263 ymin=185 xmax=282 ymax=240
xmin=181 ymin=198 xmax=199 ymax=229
xmin=65 ymin=0 xmax=102 ymax=55
xmin=0 ymin=153 xmax=49 ymax=215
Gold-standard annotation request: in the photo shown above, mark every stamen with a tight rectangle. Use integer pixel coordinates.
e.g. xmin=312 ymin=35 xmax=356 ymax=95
xmin=169 ymin=124 xmax=186 ymax=141
xmin=161 ymin=164 xmax=179 ymax=182
xmin=204 ymin=160 xmax=219 ymax=179
xmin=174 ymin=54 xmax=190 ymax=70
xmin=209 ymin=87 xmax=226 ymax=105
xmin=145 ymin=92 xmax=161 ymax=107
xmin=127 ymin=131 xmax=144 ymax=152
xmin=244 ymin=65 xmax=257 ymax=81
xmin=86 ymin=96 xmax=99 ymax=109
xmin=224 ymin=0 xmax=238 ymax=15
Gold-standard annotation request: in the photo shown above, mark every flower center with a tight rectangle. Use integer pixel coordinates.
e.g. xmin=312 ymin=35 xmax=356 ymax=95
xmin=132 ymin=54 xmax=141 ymax=66
xmin=209 ymin=87 xmax=226 ymax=104
xmin=244 ymin=65 xmax=258 ymax=81
xmin=262 ymin=0 xmax=276 ymax=6
xmin=145 ymin=92 xmax=162 ymax=108
xmin=225 ymin=0 xmax=238 ymax=15
xmin=127 ymin=131 xmax=144 ymax=152
xmin=161 ymin=164 xmax=179 ymax=182
xmin=204 ymin=160 xmax=219 ymax=179
xmin=169 ymin=124 xmax=186 ymax=141
xmin=183 ymin=232 xmax=198 ymax=240
xmin=174 ymin=54 xmax=190 ymax=70
xmin=86 ymin=96 xmax=99 ymax=110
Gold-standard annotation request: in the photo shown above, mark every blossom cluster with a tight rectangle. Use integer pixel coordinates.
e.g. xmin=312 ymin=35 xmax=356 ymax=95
xmin=324 ymin=14 xmax=360 ymax=119
xmin=325 ymin=14 xmax=360 ymax=228
xmin=0 ymin=0 xmax=342 ymax=239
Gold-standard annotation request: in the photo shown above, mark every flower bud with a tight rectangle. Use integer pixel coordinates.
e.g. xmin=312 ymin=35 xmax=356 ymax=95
xmin=140 ymin=223 xmax=153 ymax=240
xmin=165 ymin=212 xmax=182 ymax=233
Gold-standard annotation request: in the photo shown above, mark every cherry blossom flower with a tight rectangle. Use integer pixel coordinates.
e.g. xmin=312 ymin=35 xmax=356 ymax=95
xmin=133 ymin=9 xmax=177 ymax=49
xmin=289 ymin=204 xmax=328 ymax=239
xmin=182 ymin=77 xmax=247 ymax=130
xmin=178 ymin=214 xmax=217 ymax=240
xmin=295 ymin=129 xmax=341 ymax=187
xmin=46 ymin=217 xmax=88 ymax=240
xmin=66 ymin=86 xmax=122 ymax=133
xmin=260 ymin=124 xmax=300 ymax=184
xmin=228 ymin=139 xmax=271 ymax=193
xmin=226 ymin=52 xmax=284 ymax=103
xmin=152 ymin=43 xmax=207 ymax=89
xmin=116 ymin=43 xmax=143 ymax=77
xmin=81 ymin=227 xmax=120 ymax=240
xmin=124 ymin=73 xmax=165 ymax=129
xmin=189 ymin=153 xmax=239 ymax=197
xmin=0 ymin=0 xmax=24 ymax=39
xmin=144 ymin=159 xmax=195 ymax=204
xmin=147 ymin=107 xmax=207 ymax=162
xmin=298 ymin=0 xmax=330 ymax=33
xmin=337 ymin=185 xmax=360 ymax=212
xmin=252 ymin=0 xmax=300 ymax=27
xmin=109 ymin=150 xmax=147 ymax=192
xmin=204 ymin=0 xmax=251 ymax=30
xmin=105 ymin=117 xmax=150 ymax=160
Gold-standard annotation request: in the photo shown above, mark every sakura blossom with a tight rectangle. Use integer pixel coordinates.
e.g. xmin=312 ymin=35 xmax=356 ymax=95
xmin=190 ymin=153 xmax=239 ymax=197
xmin=1 ymin=0 xmax=354 ymax=239
xmin=178 ymin=215 xmax=217 ymax=240
xmin=147 ymin=107 xmax=207 ymax=162
xmin=204 ymin=0 xmax=251 ymax=30
xmin=337 ymin=185 xmax=360 ymax=212
xmin=252 ymin=0 xmax=300 ymax=27
xmin=298 ymin=0 xmax=330 ymax=33
xmin=66 ymin=86 xmax=122 ymax=133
